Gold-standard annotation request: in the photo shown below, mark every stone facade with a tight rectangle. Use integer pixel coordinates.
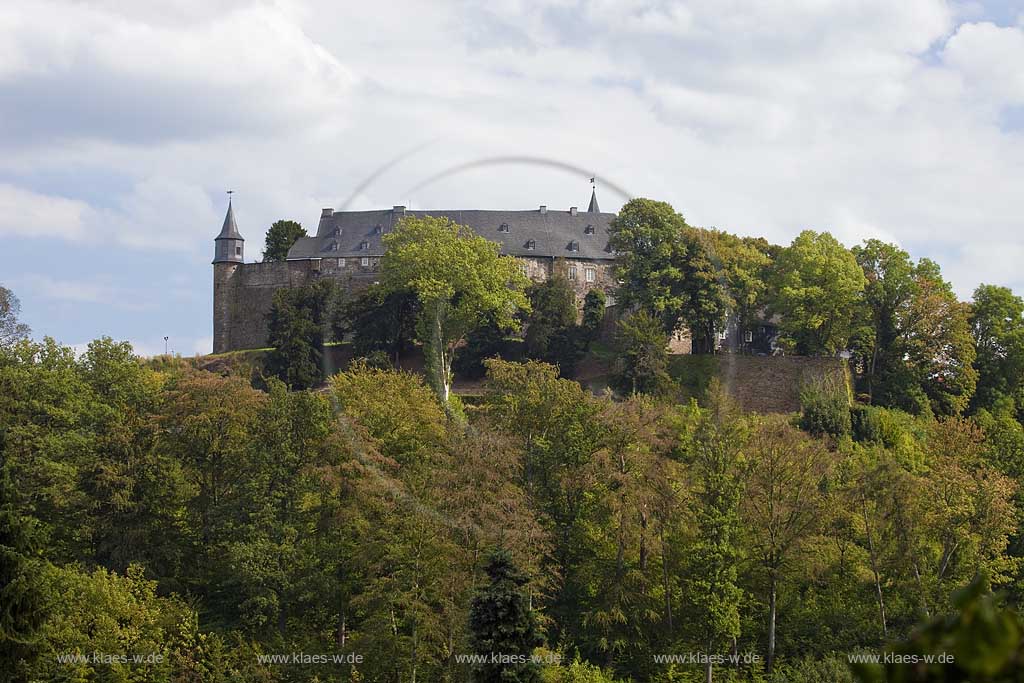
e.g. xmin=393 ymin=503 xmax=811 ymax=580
xmin=213 ymin=255 xmax=618 ymax=353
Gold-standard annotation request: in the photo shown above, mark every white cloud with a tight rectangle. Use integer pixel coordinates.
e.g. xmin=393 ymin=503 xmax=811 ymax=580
xmin=0 ymin=184 xmax=91 ymax=239
xmin=2 ymin=0 xmax=1024 ymax=323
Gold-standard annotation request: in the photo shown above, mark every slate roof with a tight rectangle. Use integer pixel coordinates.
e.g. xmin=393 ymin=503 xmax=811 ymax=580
xmin=286 ymin=205 xmax=617 ymax=261
xmin=216 ymin=200 xmax=243 ymax=241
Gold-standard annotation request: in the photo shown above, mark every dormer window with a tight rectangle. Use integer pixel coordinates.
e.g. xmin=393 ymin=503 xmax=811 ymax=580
xmin=584 ymin=225 xmax=595 ymax=235
xmin=374 ymin=224 xmax=383 ymax=235
xmin=499 ymin=223 xmax=510 ymax=233
xmin=332 ymin=226 xmax=342 ymax=237
xmin=526 ymin=239 xmax=536 ymax=250
xmin=568 ymin=240 xmax=579 ymax=252
xmin=360 ymin=241 xmax=369 ymax=250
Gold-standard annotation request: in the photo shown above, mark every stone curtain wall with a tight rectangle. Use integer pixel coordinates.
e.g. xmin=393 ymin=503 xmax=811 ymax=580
xmin=215 ymin=256 xmax=616 ymax=353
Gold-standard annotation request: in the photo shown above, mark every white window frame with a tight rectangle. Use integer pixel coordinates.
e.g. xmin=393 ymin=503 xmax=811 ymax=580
xmin=568 ymin=266 xmax=578 ymax=280
xmin=744 ymin=330 xmax=753 ymax=343
xmin=361 ymin=257 xmax=370 ymax=267
xmin=584 ymin=267 xmax=596 ymax=283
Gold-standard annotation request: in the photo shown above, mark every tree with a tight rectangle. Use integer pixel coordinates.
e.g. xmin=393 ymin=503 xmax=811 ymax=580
xmin=742 ymin=418 xmax=832 ymax=670
xmin=853 ymin=245 xmax=976 ymax=416
xmin=769 ymin=230 xmax=865 ymax=355
xmin=608 ymin=199 xmax=728 ymax=351
xmin=685 ymin=401 xmax=745 ymax=683
xmin=900 ymin=262 xmax=976 ymax=416
xmin=701 ymin=232 xmax=774 ymax=333
xmin=0 ymin=286 xmax=30 ymax=348
xmin=525 ymin=275 xmax=577 ymax=361
xmin=264 ymin=279 xmax=338 ymax=389
xmin=0 ymin=453 xmax=48 ymax=670
xmin=335 ymin=286 xmax=420 ymax=367
xmin=970 ymin=284 xmax=1024 ymax=415
xmin=381 ymin=216 xmax=530 ymax=408
xmin=581 ymin=288 xmax=607 ymax=342
xmin=853 ymin=240 xmax=917 ymax=403
xmin=612 ymin=311 xmax=673 ymax=396
xmin=468 ymin=550 xmax=544 ymax=683
xmin=262 ymin=219 xmax=306 ymax=262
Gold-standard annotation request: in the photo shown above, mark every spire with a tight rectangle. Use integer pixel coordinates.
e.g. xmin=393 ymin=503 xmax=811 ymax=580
xmin=216 ymin=197 xmax=243 ymax=240
xmin=587 ymin=187 xmax=600 ymax=213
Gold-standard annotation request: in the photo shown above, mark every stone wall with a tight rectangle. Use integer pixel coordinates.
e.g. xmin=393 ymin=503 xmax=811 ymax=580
xmin=215 ymin=255 xmax=617 ymax=352
xmin=670 ymin=354 xmax=850 ymax=414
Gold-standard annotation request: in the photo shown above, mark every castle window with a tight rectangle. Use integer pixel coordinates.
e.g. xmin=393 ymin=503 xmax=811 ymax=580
xmin=584 ymin=267 xmax=596 ymax=283
xmin=719 ymin=329 xmax=727 ymax=340
xmin=569 ymin=240 xmax=579 ymax=252
xmin=499 ymin=223 xmax=510 ymax=233
xmin=339 ymin=258 xmax=346 ymax=268
xmin=330 ymin=242 xmax=339 ymax=251
xmin=333 ymin=227 xmax=342 ymax=236
xmin=526 ymin=239 xmax=536 ymax=250
xmin=568 ymin=266 xmax=578 ymax=280
xmin=584 ymin=225 xmax=595 ymax=235
xmin=361 ymin=257 xmax=370 ymax=267
xmin=360 ymin=241 xmax=369 ymax=250
xmin=235 ymin=246 xmax=241 ymax=256
xmin=374 ymin=224 xmax=383 ymax=234
xmin=745 ymin=330 xmax=753 ymax=343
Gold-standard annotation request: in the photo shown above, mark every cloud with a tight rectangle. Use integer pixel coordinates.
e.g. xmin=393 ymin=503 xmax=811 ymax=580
xmin=0 ymin=184 xmax=91 ymax=239
xmin=0 ymin=2 xmax=356 ymax=147
xmin=3 ymin=0 xmax=1024 ymax=353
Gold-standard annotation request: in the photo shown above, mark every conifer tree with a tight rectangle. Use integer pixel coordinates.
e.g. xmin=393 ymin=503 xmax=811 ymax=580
xmin=469 ymin=550 xmax=544 ymax=683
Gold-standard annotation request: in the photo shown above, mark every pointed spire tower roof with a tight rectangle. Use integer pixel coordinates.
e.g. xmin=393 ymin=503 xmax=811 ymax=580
xmin=587 ymin=187 xmax=600 ymax=213
xmin=216 ymin=198 xmax=243 ymax=241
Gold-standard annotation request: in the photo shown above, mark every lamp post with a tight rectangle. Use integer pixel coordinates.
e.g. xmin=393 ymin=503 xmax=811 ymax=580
xmin=164 ymin=336 xmax=169 ymax=356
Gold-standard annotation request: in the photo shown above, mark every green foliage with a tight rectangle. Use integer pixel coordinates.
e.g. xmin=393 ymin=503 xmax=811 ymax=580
xmin=382 ymin=215 xmax=530 ymax=407
xmin=799 ymin=376 xmax=852 ymax=439
xmin=264 ymin=278 xmax=338 ymax=389
xmin=971 ymin=284 xmax=1024 ymax=416
xmin=261 ymin=219 xmax=306 ymax=262
xmin=851 ymin=404 xmax=884 ymax=444
xmin=469 ymin=550 xmax=545 ymax=682
xmin=612 ymin=310 xmax=674 ymax=396
xmin=0 ymin=285 xmax=30 ymax=347
xmin=667 ymin=354 xmax=720 ymax=404
xmin=852 ymin=574 xmax=1024 ymax=683
xmin=771 ymin=230 xmax=866 ymax=355
xmin=335 ymin=285 xmax=420 ymax=365
xmin=609 ymin=199 xmax=728 ymax=351
xmin=580 ymin=289 xmax=606 ymax=342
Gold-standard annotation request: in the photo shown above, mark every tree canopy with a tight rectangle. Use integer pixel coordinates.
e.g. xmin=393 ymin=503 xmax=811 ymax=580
xmin=381 ymin=215 xmax=530 ymax=407
xmin=262 ymin=219 xmax=307 ymax=262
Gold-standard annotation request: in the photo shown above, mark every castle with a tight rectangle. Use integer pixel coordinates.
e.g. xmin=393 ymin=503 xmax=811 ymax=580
xmin=212 ymin=190 xmax=619 ymax=353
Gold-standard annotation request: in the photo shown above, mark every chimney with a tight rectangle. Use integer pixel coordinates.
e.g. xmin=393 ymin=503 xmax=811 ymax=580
xmin=539 ymin=205 xmax=547 ymax=214
xmin=569 ymin=206 xmax=578 ymax=216
xmin=317 ymin=208 xmax=334 ymax=235
xmin=393 ymin=205 xmax=406 ymax=215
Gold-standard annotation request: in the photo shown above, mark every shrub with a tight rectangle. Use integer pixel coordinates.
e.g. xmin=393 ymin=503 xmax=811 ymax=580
xmin=850 ymin=404 xmax=883 ymax=443
xmin=799 ymin=377 xmax=851 ymax=439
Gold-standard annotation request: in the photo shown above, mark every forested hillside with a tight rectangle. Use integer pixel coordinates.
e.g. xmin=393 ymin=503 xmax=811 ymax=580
xmin=4 ymin=202 xmax=1024 ymax=682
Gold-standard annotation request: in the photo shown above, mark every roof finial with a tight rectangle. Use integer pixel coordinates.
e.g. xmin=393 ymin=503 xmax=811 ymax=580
xmin=587 ymin=178 xmax=600 ymax=213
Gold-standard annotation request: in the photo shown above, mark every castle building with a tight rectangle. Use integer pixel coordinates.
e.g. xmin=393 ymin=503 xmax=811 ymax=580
xmin=212 ymin=191 xmax=618 ymax=353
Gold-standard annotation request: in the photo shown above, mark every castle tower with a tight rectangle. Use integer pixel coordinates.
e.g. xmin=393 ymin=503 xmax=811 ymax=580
xmin=212 ymin=198 xmax=244 ymax=354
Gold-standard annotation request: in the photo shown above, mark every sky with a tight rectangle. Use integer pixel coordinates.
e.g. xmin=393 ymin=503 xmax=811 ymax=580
xmin=1 ymin=0 xmax=1023 ymax=357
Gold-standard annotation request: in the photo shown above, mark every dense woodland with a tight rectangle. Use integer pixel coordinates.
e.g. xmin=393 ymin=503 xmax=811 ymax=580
xmin=4 ymin=199 xmax=1024 ymax=682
